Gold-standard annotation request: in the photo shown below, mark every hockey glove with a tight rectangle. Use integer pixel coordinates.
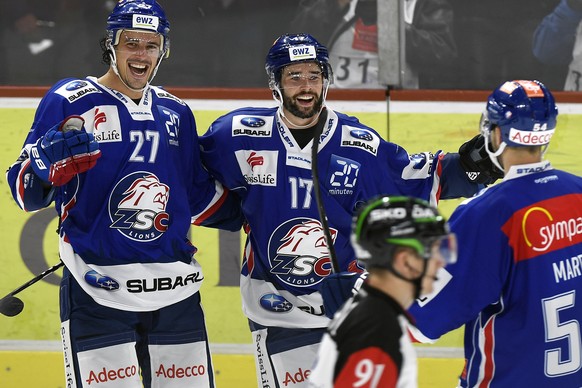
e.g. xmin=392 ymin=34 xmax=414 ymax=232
xmin=29 ymin=116 xmax=101 ymax=186
xmin=320 ymin=271 xmax=368 ymax=318
xmin=458 ymin=134 xmax=503 ymax=185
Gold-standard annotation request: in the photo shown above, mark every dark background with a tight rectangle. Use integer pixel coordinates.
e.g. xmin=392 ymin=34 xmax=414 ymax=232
xmin=0 ymin=0 xmax=570 ymax=90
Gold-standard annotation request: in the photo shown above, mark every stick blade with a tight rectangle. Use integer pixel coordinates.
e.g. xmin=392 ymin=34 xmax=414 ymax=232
xmin=0 ymin=296 xmax=25 ymax=317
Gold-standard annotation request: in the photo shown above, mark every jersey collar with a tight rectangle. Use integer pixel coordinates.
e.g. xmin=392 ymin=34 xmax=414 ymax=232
xmin=504 ymin=160 xmax=553 ymax=181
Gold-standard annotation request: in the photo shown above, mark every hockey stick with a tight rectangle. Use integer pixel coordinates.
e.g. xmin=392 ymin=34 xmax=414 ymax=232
xmin=0 ymin=261 xmax=64 ymax=317
xmin=311 ymin=119 xmax=340 ymax=274
xmin=1 ymin=118 xmax=83 ymax=317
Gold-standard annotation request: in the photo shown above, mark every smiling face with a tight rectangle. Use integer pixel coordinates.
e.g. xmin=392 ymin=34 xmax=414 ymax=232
xmin=279 ymin=62 xmax=324 ymax=125
xmin=116 ymin=30 xmax=162 ymax=88
xmin=102 ymin=29 xmax=163 ymax=98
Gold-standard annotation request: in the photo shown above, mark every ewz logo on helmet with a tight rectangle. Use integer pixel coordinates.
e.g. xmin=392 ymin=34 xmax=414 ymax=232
xmin=289 ymin=45 xmax=316 ymax=61
xmin=132 ymin=14 xmax=159 ymax=30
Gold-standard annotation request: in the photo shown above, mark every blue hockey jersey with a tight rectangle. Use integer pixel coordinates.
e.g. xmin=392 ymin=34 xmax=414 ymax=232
xmin=409 ymin=161 xmax=582 ymax=387
xmin=6 ymin=77 xmax=242 ymax=311
xmin=200 ymin=106 xmax=478 ymax=328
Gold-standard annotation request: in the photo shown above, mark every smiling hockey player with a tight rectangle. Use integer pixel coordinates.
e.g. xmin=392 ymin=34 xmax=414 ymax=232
xmin=199 ymin=32 xmax=498 ymax=387
xmin=5 ymin=1 xmax=241 ymax=387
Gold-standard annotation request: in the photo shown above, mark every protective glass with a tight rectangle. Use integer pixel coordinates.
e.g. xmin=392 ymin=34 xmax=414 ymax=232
xmin=428 ymin=234 xmax=457 ymax=265
xmin=115 ymin=30 xmax=163 ymax=58
xmin=282 ymin=63 xmax=324 ymax=87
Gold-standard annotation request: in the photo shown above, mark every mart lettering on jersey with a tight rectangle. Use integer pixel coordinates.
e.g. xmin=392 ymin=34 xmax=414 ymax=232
xmin=232 ymin=115 xmax=273 ymax=137
xmin=56 ymin=79 xmax=102 ymax=102
xmin=268 ymin=218 xmax=336 ymax=288
xmin=235 ymin=150 xmax=278 ymax=187
xmin=502 ymin=194 xmax=582 ymax=262
xmin=82 ymin=105 xmax=123 ymax=143
xmin=552 ymin=254 xmax=582 ymax=283
xmin=109 ymin=171 xmax=170 ymax=241
xmin=340 ymin=126 xmax=379 ymax=156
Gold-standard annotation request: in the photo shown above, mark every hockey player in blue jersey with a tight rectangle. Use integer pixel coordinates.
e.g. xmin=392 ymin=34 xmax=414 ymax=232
xmin=199 ymin=32 xmax=500 ymax=387
xmin=408 ymin=79 xmax=582 ymax=387
xmin=5 ymin=1 xmax=241 ymax=387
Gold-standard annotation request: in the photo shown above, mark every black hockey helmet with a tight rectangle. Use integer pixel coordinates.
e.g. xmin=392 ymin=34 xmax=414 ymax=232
xmin=351 ymin=196 xmax=456 ymax=270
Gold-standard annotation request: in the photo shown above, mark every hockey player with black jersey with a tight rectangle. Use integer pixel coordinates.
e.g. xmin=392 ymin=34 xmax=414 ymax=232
xmin=199 ymin=32 xmax=499 ymax=387
xmin=309 ymin=195 xmax=457 ymax=387
xmin=409 ymin=80 xmax=582 ymax=387
xmin=5 ymin=1 xmax=241 ymax=387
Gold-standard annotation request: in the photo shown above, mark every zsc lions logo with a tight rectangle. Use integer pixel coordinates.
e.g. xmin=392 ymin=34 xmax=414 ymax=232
xmin=109 ymin=172 xmax=170 ymax=242
xmin=84 ymin=270 xmax=120 ymax=291
xmin=259 ymin=293 xmax=293 ymax=313
xmin=65 ymin=80 xmax=88 ymax=91
xmin=268 ymin=218 xmax=337 ymax=289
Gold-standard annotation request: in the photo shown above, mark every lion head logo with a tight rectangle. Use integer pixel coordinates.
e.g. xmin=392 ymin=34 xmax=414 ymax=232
xmin=268 ymin=218 xmax=337 ymax=289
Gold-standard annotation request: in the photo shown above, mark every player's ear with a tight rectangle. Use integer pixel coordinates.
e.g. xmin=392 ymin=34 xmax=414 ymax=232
xmin=492 ymin=126 xmax=502 ymax=148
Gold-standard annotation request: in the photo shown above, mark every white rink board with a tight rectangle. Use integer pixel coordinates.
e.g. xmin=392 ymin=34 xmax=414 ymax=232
xmin=2 ymin=97 xmax=581 ymax=114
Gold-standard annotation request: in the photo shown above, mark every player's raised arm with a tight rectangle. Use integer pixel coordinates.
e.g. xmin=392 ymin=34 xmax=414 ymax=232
xmin=6 ymin=116 xmax=101 ymax=212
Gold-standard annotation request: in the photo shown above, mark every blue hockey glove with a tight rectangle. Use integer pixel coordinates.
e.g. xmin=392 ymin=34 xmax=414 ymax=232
xmin=29 ymin=116 xmax=101 ymax=186
xmin=320 ymin=271 xmax=368 ymax=318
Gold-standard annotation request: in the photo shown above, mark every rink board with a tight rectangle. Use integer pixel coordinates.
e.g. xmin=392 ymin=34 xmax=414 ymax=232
xmin=0 ymin=99 xmax=580 ymax=387
xmin=0 ymin=350 xmax=464 ymax=387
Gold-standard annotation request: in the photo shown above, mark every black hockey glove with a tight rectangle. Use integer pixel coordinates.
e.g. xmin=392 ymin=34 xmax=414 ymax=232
xmin=458 ymin=134 xmax=503 ymax=185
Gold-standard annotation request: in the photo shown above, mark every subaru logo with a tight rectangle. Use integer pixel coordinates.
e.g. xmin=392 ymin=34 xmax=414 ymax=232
xmin=66 ymin=80 xmax=88 ymax=91
xmin=241 ymin=117 xmax=266 ymax=128
xmin=259 ymin=293 xmax=293 ymax=312
xmin=350 ymin=129 xmax=373 ymax=141
xmin=84 ymin=270 xmax=120 ymax=291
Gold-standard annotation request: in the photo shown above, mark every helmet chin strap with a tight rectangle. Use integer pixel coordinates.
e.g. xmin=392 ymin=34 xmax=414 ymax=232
xmin=389 ymin=259 xmax=428 ymax=301
xmin=108 ymin=41 xmax=165 ymax=95
xmin=483 ymin=129 xmax=506 ymax=172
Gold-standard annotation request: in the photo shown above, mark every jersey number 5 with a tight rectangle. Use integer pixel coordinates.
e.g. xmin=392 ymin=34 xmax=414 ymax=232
xmin=542 ymin=290 xmax=581 ymax=377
